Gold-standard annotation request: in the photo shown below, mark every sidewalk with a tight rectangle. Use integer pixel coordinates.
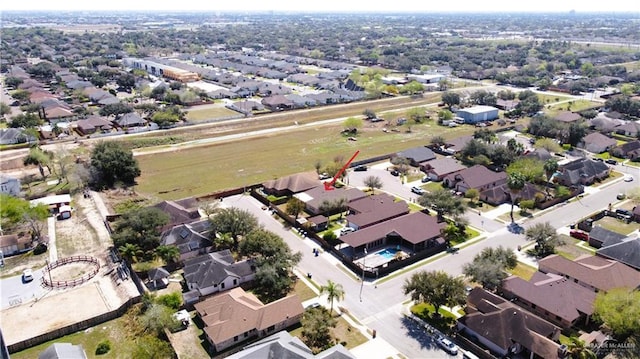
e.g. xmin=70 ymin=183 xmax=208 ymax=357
xmin=47 ymin=216 xmax=58 ymax=262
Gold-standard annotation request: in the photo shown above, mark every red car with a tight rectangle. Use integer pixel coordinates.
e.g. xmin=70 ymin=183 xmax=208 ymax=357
xmin=570 ymin=230 xmax=589 ymax=241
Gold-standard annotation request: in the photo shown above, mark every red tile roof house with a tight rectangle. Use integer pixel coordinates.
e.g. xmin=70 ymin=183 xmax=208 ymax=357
xmin=340 ymin=211 xmax=446 ymax=260
xmin=443 ymin=165 xmax=507 ymax=195
xmin=194 ymin=287 xmax=303 ymax=353
xmin=501 ymin=272 xmax=596 ymax=329
xmin=420 ymin=157 xmax=467 ymax=182
xmin=538 ymin=254 xmax=640 ymax=293
xmin=294 ymin=185 xmax=367 ymax=215
xmin=457 ymin=287 xmax=562 ymax=359
xmin=262 ymin=172 xmax=321 ymax=197
xmin=346 ymin=193 xmax=410 ymax=230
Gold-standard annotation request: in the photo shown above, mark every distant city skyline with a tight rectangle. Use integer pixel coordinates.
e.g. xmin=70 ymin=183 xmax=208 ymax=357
xmin=1 ymin=0 xmax=639 ymax=13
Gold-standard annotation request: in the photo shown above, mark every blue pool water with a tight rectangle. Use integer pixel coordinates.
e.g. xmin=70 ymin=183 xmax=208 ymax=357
xmin=376 ymin=248 xmax=399 ymax=260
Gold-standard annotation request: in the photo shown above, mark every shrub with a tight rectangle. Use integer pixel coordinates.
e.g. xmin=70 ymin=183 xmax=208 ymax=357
xmin=156 ymin=292 xmax=182 ymax=310
xmin=33 ymin=243 xmax=48 ymax=255
xmin=95 ymin=340 xmax=111 ymax=355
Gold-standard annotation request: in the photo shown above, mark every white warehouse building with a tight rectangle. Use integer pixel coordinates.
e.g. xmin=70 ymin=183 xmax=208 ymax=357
xmin=456 ymin=105 xmax=499 ymax=124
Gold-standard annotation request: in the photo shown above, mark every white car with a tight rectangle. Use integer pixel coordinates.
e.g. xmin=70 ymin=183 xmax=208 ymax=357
xmin=624 ymin=175 xmax=633 ymax=182
xmin=340 ymin=227 xmax=356 ymax=235
xmin=436 ymin=336 xmax=459 ymax=355
xmin=22 ymin=268 xmax=34 ymax=282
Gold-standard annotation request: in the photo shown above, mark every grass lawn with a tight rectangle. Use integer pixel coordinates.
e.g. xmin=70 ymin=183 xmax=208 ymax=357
xmin=289 ymin=315 xmax=367 ymax=350
xmin=596 ymin=217 xmax=640 ymax=236
xmin=185 ymin=106 xmax=242 ymax=122
xmin=0 ymin=250 xmax=48 ymax=279
xmin=536 ymin=93 xmax=572 ymax=105
xmin=10 ymin=315 xmax=137 ymax=359
xmin=293 ymin=278 xmax=318 ymax=302
xmin=136 ymin=120 xmax=476 ymax=200
xmin=509 ymin=262 xmax=537 ymax=281
xmin=555 ymin=237 xmax=595 ymax=260
xmin=546 ymin=99 xmax=601 ymax=113
xmin=422 ymin=181 xmax=445 ymax=192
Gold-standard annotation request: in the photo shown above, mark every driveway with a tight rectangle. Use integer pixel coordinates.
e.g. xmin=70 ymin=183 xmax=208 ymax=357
xmin=0 ymin=269 xmax=47 ymax=309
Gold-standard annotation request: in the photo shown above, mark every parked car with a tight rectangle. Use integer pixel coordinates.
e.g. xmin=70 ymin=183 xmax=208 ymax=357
xmin=624 ymin=175 xmax=633 ymax=182
xmin=570 ymin=230 xmax=589 ymax=241
xmin=319 ymin=172 xmax=330 ymax=180
xmin=353 ymin=165 xmax=368 ymax=171
xmin=340 ymin=227 xmax=356 ymax=235
xmin=22 ymin=269 xmax=34 ymax=283
xmin=436 ymin=336 xmax=459 ymax=355
xmin=617 ymin=193 xmax=626 ymax=200
xmin=411 ymin=186 xmax=426 ymax=195
xmin=616 ymin=209 xmax=633 ymax=221
xmin=605 ymin=159 xmax=617 ymax=165
xmin=421 ymin=176 xmax=431 ymax=183
xmin=390 ymin=169 xmax=400 ymax=176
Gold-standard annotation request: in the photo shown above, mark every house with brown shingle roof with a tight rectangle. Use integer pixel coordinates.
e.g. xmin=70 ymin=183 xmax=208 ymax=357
xmin=194 ymin=287 xmax=303 ymax=353
xmin=579 ymin=132 xmax=617 ymax=154
xmin=457 ymin=287 xmax=562 ymax=359
xmin=554 ymin=111 xmax=581 ymax=123
xmin=294 ymin=186 xmax=367 ymax=215
xmin=610 ymin=140 xmax=640 ymax=160
xmin=346 ymin=193 xmax=409 ymax=229
xmin=420 ymin=158 xmax=466 ymax=181
xmin=538 ymin=254 xmax=640 ymax=293
xmin=263 ymin=172 xmax=321 ymax=197
xmin=340 ymin=211 xmax=445 ymax=256
xmin=443 ymin=165 xmax=507 ymax=195
xmin=501 ymin=272 xmax=596 ymax=329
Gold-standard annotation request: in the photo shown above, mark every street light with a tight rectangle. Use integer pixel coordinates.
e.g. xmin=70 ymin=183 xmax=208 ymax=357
xmin=359 ymin=248 xmax=367 ymax=302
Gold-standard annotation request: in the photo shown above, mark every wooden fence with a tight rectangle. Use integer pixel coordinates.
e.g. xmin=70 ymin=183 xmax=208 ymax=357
xmin=42 ymin=256 xmax=100 ymax=289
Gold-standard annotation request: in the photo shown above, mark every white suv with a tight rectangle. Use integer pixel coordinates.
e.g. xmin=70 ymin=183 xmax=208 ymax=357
xmin=436 ymin=336 xmax=459 ymax=355
xmin=340 ymin=227 xmax=356 ymax=235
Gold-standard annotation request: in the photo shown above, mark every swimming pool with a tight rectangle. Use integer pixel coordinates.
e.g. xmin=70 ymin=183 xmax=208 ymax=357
xmin=376 ymin=248 xmax=399 ymax=260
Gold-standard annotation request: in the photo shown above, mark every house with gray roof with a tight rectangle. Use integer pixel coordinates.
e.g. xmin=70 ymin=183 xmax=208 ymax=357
xmin=0 ymin=175 xmax=21 ymax=197
xmin=160 ymin=219 xmax=212 ymax=261
xmin=457 ymin=287 xmax=562 ymax=359
xmin=182 ymin=250 xmax=255 ymax=302
xmin=395 ymin=147 xmax=436 ymax=166
xmin=614 ymin=121 xmax=640 ymax=137
xmin=538 ymin=254 xmax=640 ymax=292
xmin=294 ymin=186 xmax=367 ymax=215
xmin=0 ymin=128 xmax=34 ymax=145
xmin=554 ymin=111 xmax=582 ymax=123
xmin=501 ymin=272 xmax=596 ymax=329
xmin=226 ymin=331 xmax=355 ymax=359
xmin=115 ymin=112 xmax=146 ymax=128
xmin=588 ymin=226 xmax=627 ymax=249
xmin=39 ymin=343 xmax=87 ymax=359
xmin=557 ymin=158 xmax=610 ymax=186
xmin=579 ymin=132 xmax=617 ymax=153
xmin=596 ymin=236 xmax=640 ymax=271
xmin=610 ymin=140 xmax=640 ymax=160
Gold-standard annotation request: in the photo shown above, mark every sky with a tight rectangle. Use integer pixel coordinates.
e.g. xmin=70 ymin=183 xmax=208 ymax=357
xmin=1 ymin=0 xmax=639 ymax=13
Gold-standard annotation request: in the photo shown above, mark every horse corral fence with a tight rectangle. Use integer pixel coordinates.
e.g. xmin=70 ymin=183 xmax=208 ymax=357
xmin=42 ymin=256 xmax=100 ymax=288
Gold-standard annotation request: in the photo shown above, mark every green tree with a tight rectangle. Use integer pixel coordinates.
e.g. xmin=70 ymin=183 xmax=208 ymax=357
xmin=210 ymin=207 xmax=258 ymax=251
xmin=437 ymin=109 xmax=453 ymax=124
xmin=430 ymin=135 xmax=446 ymax=148
xmin=319 ymin=280 xmax=345 ymax=315
xmin=417 ymin=188 xmax=467 ymax=221
xmin=464 ymin=188 xmax=479 ymax=205
xmin=286 ymin=197 xmax=306 ymax=220
xmin=566 ymin=336 xmax=597 ymax=359
xmin=441 ymin=91 xmax=460 ymax=109
xmin=131 ymin=335 xmax=175 ymax=359
xmin=507 ymin=172 xmax=526 ymax=223
xmin=363 ymin=175 xmax=383 ymax=193
xmin=566 ymin=121 xmax=588 ymax=148
xmin=363 ymin=109 xmax=376 ymax=119
xmin=301 ymin=306 xmax=336 ymax=353
xmin=506 ymin=138 xmax=525 ymax=156
xmin=116 ymin=73 xmax=136 ymax=90
xmin=118 ymin=243 xmax=143 ymax=263
xmin=406 ymin=107 xmax=426 ymax=123
xmin=90 ymin=141 xmax=141 ymax=188
xmin=23 ymin=146 xmax=52 ymax=180
xmin=403 ymin=270 xmax=466 ymax=317
xmin=534 ymin=138 xmax=563 ymax=153
xmin=463 ymin=246 xmax=517 ymax=291
xmin=401 ymin=81 xmax=425 ymax=95
xmin=543 ymin=159 xmax=559 ymax=182
xmin=4 ymin=76 xmax=23 ymax=88
xmin=10 ymin=112 xmax=42 ymax=128
xmin=0 ymin=194 xmax=49 ymax=241
xmin=112 ymin=207 xmax=169 ymax=259
xmin=343 ymin=117 xmax=363 ymax=130
xmin=507 ymin=157 xmax=545 ymax=183
xmin=525 ymin=222 xmax=565 ymax=257
xmin=140 ymin=303 xmax=182 ymax=335
xmin=155 ymin=245 xmax=180 ymax=264
xmin=0 ymin=102 xmax=11 ymax=116
xmin=156 ymin=292 xmax=182 ymax=310
xmin=593 ymin=288 xmax=640 ymax=341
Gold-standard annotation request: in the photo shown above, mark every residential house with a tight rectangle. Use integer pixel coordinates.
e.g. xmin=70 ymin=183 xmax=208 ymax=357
xmin=228 ymin=100 xmax=265 ymax=116
xmin=152 ymin=198 xmax=201 ymax=230
xmin=420 ymin=158 xmax=467 ymax=181
xmin=0 ymin=175 xmax=21 ymax=196
xmin=524 ymin=148 xmax=553 ymax=162
xmin=263 ymin=172 xmax=321 ymax=197
xmin=285 ymin=94 xmax=317 ymax=108
xmin=495 ymin=99 xmax=519 ymax=111
xmin=501 ymin=272 xmax=596 ymax=329
xmin=160 ymin=219 xmax=212 ymax=261
xmin=441 ymin=135 xmax=473 ymax=155
xmin=538 ymin=254 xmax=640 ymax=293
xmin=194 ymin=287 xmax=303 ymax=353
xmin=183 ymin=250 xmax=256 ymax=302
xmin=579 ymin=132 xmax=617 ymax=154
xmin=588 ymin=114 xmax=625 ymax=133
xmin=30 ymin=194 xmax=71 ymax=214
xmin=554 ymin=111 xmax=582 ymax=123
xmin=0 ymin=234 xmax=32 ymax=256
xmin=443 ymin=165 xmax=508 ymax=195
xmin=609 ymin=140 xmax=640 ymax=160
xmin=587 ymin=226 xmax=627 ymax=249
xmin=596 ymin=236 xmax=640 ymax=271
xmin=305 ymin=214 xmax=329 ymax=231
xmin=340 ymin=211 xmax=446 ymax=257
xmin=395 ymin=147 xmax=436 ymax=166
xmin=456 ymin=106 xmax=499 ymax=124
xmin=226 ymin=331 xmax=355 ymax=359
xmin=294 ymin=186 xmax=367 ymax=215
xmin=147 ymin=267 xmax=170 ymax=289
xmin=479 ymin=182 xmax=541 ymax=206
xmin=38 ymin=343 xmax=88 ymax=359
xmin=261 ymin=95 xmax=294 ymax=111
xmin=457 ymin=287 xmax=562 ymax=359
xmin=75 ymin=116 xmax=113 ymax=135
xmin=0 ymin=128 xmax=34 ymax=145
xmin=346 ymin=193 xmax=409 ymax=230
xmin=614 ymin=121 xmax=640 ymax=137
xmin=115 ymin=112 xmax=146 ymax=128
xmin=557 ymin=158 xmax=610 ymax=186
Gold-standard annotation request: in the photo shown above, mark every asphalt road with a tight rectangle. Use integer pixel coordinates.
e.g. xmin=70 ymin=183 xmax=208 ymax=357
xmin=0 ymin=268 xmax=46 ymax=309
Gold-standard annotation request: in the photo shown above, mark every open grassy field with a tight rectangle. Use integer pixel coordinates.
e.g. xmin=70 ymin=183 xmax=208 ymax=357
xmin=135 ymin=118 xmax=478 ymax=201
xmin=185 ymin=106 xmax=242 ymax=122
xmin=546 ymin=99 xmax=602 ymax=113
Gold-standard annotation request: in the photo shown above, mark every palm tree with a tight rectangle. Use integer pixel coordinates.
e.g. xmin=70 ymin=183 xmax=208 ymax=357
xmin=543 ymin=159 xmax=559 ymax=183
xmin=319 ymin=280 xmax=345 ymax=315
xmin=119 ymin=243 xmax=143 ymax=263
xmin=507 ymin=172 xmax=526 ymax=223
xmin=155 ymin=245 xmax=180 ymax=264
xmin=567 ymin=336 xmax=596 ymax=359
